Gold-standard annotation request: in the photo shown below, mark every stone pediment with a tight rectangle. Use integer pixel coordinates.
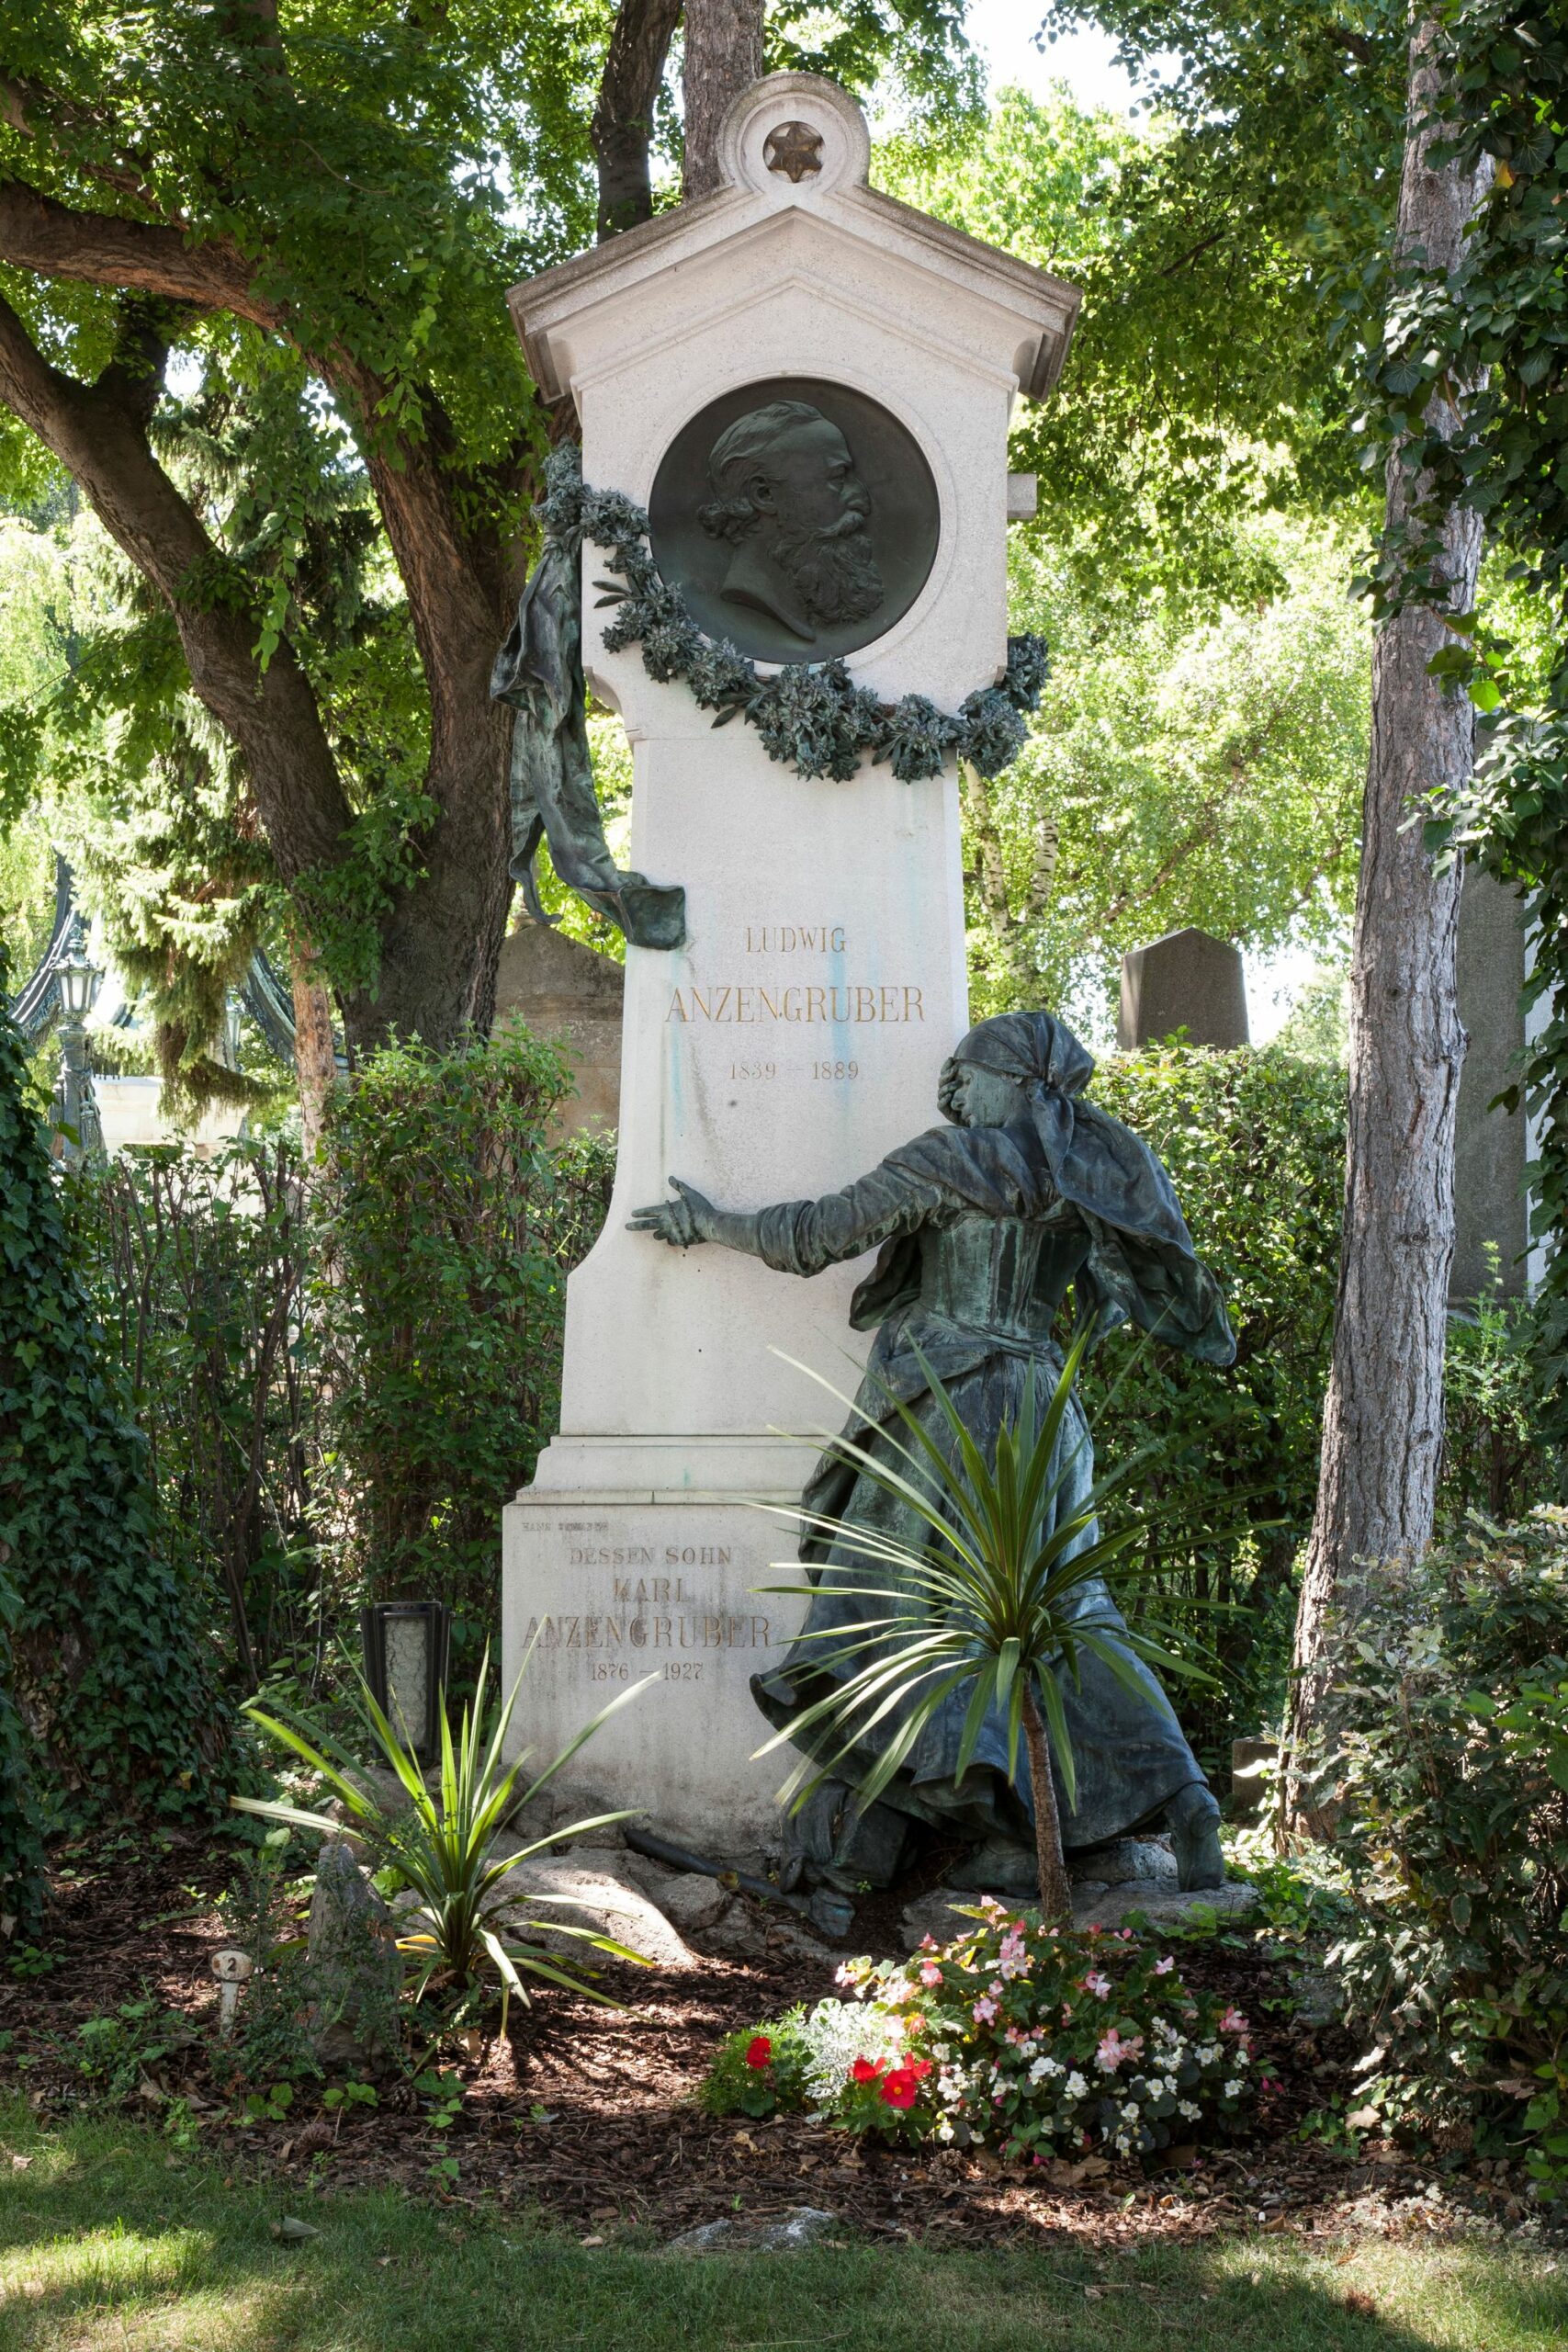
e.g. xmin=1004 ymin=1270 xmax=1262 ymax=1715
xmin=513 ymin=74 xmax=1080 ymax=413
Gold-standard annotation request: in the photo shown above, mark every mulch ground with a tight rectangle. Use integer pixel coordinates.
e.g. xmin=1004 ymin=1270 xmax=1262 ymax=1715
xmin=0 ymin=1827 xmax=1546 ymax=2249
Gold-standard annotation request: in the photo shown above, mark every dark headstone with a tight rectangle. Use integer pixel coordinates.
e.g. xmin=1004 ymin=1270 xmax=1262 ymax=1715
xmin=1118 ymin=927 xmax=1249 ymax=1051
xmin=492 ymin=922 xmax=624 ymax=1137
xmin=1452 ymin=868 xmax=1529 ymax=1305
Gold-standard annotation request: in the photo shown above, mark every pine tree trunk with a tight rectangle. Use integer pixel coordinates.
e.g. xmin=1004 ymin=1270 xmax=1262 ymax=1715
xmin=682 ymin=0 xmax=764 ymax=199
xmin=1286 ymin=17 xmax=1491 ymax=1814
xmin=1021 ymin=1683 xmax=1074 ymax=1923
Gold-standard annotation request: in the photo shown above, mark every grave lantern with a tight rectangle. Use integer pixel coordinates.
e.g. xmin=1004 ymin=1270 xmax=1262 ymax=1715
xmin=360 ymin=1601 xmax=449 ymax=1761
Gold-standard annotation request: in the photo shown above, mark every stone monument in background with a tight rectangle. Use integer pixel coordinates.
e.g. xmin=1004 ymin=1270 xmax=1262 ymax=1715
xmin=491 ymin=923 xmax=624 ymax=1138
xmin=1452 ymin=866 xmax=1531 ymax=1305
xmin=1117 ymin=926 xmax=1249 ymax=1052
xmin=501 ymin=74 xmax=1079 ymax=1848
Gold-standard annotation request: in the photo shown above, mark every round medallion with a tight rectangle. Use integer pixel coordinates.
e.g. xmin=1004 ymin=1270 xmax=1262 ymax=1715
xmin=647 ymin=378 xmax=941 ymax=666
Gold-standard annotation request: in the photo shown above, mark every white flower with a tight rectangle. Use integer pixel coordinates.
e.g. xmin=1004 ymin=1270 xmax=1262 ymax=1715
xmin=1224 ymin=2078 xmax=1244 ymax=2098
xmin=937 ymin=2117 xmax=954 ymax=2143
xmin=1163 ymin=2076 xmax=1179 ymax=2097
xmin=1066 ymin=2072 xmax=1089 ymax=2099
xmin=1120 ymin=2100 xmax=1141 ymax=2122
xmin=1028 ymin=2055 xmax=1064 ymax=2083
xmin=1179 ymin=2100 xmax=1201 ymax=2120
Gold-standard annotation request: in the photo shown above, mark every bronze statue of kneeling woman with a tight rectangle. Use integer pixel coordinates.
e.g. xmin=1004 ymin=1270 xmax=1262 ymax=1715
xmin=630 ymin=1012 xmax=1235 ymax=1894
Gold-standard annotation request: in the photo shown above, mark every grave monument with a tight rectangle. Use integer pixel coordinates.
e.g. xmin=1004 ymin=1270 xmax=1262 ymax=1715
xmin=501 ymin=73 xmax=1079 ymax=1848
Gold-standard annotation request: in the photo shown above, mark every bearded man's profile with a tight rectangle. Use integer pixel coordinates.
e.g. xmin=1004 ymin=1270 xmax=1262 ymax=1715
xmin=696 ymin=401 xmax=884 ymax=645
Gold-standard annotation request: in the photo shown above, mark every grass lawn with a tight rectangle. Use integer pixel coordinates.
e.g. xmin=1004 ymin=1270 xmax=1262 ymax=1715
xmin=0 ymin=2100 xmax=1563 ymax=2352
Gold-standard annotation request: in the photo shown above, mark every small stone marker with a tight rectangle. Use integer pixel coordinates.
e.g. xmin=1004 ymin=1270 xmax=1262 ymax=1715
xmin=669 ymin=2205 xmax=840 ymax=2255
xmin=210 ymin=1946 xmax=253 ymax=2038
xmin=1118 ymin=927 xmax=1249 ymax=1050
xmin=500 ymin=70 xmax=1080 ymax=1849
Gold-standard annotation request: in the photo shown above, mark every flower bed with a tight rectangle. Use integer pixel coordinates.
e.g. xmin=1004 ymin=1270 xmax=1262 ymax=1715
xmin=703 ymin=1901 xmax=1259 ymax=2164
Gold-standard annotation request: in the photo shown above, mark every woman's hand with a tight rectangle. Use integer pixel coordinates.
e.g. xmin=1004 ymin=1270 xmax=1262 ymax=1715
xmin=626 ymin=1177 xmax=718 ymax=1249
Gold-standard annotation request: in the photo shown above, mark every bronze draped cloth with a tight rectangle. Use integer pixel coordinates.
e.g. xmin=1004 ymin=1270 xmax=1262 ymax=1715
xmin=739 ymin=1018 xmax=1235 ymax=1859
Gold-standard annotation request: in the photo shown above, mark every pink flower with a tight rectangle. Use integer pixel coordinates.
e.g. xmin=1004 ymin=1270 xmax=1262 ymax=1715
xmin=973 ymin=1996 xmax=998 ymax=2024
xmin=1003 ymin=2026 xmax=1025 ymax=2046
xmin=919 ymin=1934 xmax=937 ymax=1951
xmin=1154 ymin=1955 xmax=1175 ymax=1976
xmin=919 ymin=1961 xmax=942 ymax=1987
xmin=1096 ymin=2028 xmax=1145 ymax=2073
xmin=1081 ymin=1971 xmax=1112 ymax=2000
xmin=1218 ymin=2007 xmax=1249 ymax=2036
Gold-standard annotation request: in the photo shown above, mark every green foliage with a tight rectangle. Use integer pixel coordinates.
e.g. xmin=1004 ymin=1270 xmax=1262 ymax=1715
xmin=1314 ymin=1509 xmax=1568 ymax=2196
xmin=0 ymin=950 xmax=226 ymax=1827
xmin=69 ymin=1996 xmax=191 ymax=2107
xmin=67 ymin=1140 xmax=323 ymax=1689
xmin=235 ymin=1645 xmax=653 ymax=2028
xmin=209 ymin=1842 xmax=323 ymax=2095
xmin=315 ymin=1022 xmax=613 ymax=1628
xmin=966 ymin=520 xmax=1368 ymax=1027
xmin=1442 ymin=1261 xmax=1557 ymax=1526
xmin=704 ymin=1909 xmax=1257 ymax=2162
xmin=1082 ymin=1046 xmax=1347 ymax=1757
xmin=0 ymin=1551 xmax=41 ymax=1939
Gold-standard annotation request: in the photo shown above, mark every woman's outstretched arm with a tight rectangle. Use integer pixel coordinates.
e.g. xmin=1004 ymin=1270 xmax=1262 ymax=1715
xmin=627 ymin=1157 xmax=950 ymax=1278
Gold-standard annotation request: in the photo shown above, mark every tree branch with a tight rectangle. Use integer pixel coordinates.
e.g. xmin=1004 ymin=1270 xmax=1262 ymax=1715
xmin=0 ymin=178 xmax=277 ymax=327
xmin=0 ymin=290 xmax=352 ymax=881
xmin=592 ymin=0 xmax=683 ymax=240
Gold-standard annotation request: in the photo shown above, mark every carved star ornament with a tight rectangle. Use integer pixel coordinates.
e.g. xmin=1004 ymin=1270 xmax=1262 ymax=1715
xmin=763 ymin=120 xmax=825 ymax=184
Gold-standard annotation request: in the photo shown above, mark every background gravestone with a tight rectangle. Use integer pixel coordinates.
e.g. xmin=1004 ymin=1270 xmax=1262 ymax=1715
xmin=1118 ymin=927 xmax=1250 ymax=1051
xmin=501 ymin=72 xmax=1078 ymax=1849
xmin=491 ymin=922 xmax=624 ymax=1137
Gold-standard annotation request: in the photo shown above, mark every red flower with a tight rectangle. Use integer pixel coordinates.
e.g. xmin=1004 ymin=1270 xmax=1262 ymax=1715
xmin=851 ymin=2056 xmax=885 ymax=2084
xmin=908 ymin=2058 xmax=932 ymax=2080
xmin=880 ymin=2067 xmax=919 ymax=2109
xmin=744 ymin=2035 xmax=773 ymax=2070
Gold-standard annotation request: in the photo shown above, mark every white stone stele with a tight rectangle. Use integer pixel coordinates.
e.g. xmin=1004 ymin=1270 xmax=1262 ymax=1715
xmin=502 ymin=74 xmax=1079 ymax=1849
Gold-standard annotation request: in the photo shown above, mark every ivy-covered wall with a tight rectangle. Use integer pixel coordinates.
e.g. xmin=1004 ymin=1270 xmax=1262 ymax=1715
xmin=0 ymin=956 xmax=226 ymax=1839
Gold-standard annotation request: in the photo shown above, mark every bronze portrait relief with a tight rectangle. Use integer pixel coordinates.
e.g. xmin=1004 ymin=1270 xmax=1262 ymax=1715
xmin=648 ymin=378 xmax=942 ymax=666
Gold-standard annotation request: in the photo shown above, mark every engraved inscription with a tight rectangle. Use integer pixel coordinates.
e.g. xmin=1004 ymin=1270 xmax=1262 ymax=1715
xmin=667 ymin=984 xmax=924 ymax=1023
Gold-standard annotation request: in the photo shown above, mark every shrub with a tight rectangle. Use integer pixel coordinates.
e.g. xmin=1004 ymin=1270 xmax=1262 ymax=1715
xmin=0 ymin=957 xmax=225 ymax=1831
xmin=316 ymin=1023 xmax=611 ymax=1632
xmin=1440 ymin=1265 xmax=1554 ymax=1526
xmin=1082 ymin=1046 xmax=1346 ymax=1761
xmin=1316 ymin=1510 xmax=1568 ymax=2195
xmin=68 ymin=1139 xmax=322 ymax=1689
xmin=703 ymin=1902 xmax=1258 ymax=2163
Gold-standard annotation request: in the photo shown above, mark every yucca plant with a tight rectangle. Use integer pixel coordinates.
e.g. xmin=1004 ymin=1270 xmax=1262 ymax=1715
xmin=232 ymin=1644 xmax=654 ymax=2030
xmin=755 ymin=1331 xmax=1201 ymax=1922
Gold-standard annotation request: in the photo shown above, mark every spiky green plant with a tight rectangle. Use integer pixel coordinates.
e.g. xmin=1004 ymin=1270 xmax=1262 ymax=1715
xmin=232 ymin=1645 xmax=653 ymax=2030
xmin=754 ymin=1332 xmax=1200 ymax=1921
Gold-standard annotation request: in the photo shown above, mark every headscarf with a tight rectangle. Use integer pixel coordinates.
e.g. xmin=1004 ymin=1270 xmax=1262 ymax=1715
xmin=950 ymin=1011 xmax=1199 ymax=1261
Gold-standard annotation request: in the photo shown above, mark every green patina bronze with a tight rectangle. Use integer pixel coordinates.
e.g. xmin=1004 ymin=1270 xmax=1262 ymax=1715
xmin=490 ymin=446 xmax=1051 ymax=950
xmin=629 ymin=1011 xmax=1236 ymax=1893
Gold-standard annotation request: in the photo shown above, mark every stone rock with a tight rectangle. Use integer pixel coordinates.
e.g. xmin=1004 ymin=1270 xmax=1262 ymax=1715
xmin=1069 ymin=1836 xmax=1176 ymax=1888
xmin=1286 ymin=1964 xmax=1344 ymax=2028
xmin=1118 ymin=926 xmax=1249 ymax=1050
xmin=618 ymin=1859 xmax=732 ymax=1933
xmin=668 ymin=2206 xmax=840 ymax=2256
xmin=899 ymin=1874 xmax=1259 ymax=1951
xmin=1072 ymin=1879 xmax=1259 ymax=1932
xmin=698 ymin=1901 xmax=826 ymax=1962
xmin=1453 ymin=867 xmax=1530 ymax=1306
xmin=306 ymin=1838 xmax=401 ymax=2069
xmin=497 ymin=1853 xmax=695 ymax=1971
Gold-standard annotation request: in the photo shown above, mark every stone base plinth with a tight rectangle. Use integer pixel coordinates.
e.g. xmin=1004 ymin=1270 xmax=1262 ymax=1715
xmin=501 ymin=1489 xmax=810 ymax=1852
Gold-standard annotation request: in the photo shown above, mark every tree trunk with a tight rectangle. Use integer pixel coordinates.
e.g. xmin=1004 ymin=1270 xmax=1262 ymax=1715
xmin=289 ymin=936 xmax=338 ymax=1165
xmin=682 ymin=0 xmax=763 ymax=200
xmin=1021 ymin=1683 xmax=1074 ymax=1922
xmin=593 ymin=0 xmax=684 ymax=238
xmin=1286 ymin=17 xmax=1491 ymax=1809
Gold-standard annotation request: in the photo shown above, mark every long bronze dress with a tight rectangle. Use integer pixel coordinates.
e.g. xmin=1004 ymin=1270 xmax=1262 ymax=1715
xmin=720 ymin=1107 xmax=1235 ymax=1864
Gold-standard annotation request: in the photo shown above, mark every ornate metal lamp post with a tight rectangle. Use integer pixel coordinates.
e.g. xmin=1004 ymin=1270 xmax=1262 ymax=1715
xmin=51 ymin=926 xmax=104 ymax=1166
